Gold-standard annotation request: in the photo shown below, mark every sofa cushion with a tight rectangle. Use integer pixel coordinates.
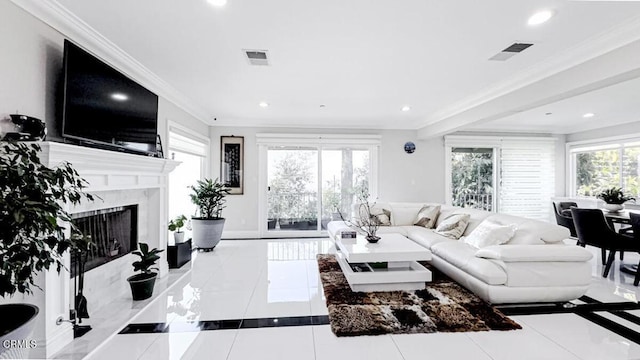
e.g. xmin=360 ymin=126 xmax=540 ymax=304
xmin=485 ymin=214 xmax=546 ymax=245
xmin=431 ymin=241 xmax=507 ymax=285
xmin=414 ymin=204 xmax=441 ymax=228
xmin=475 ymin=245 xmax=593 ymax=262
xmin=499 ymin=261 xmax=592 ymax=287
xmin=463 ymin=220 xmax=516 ymax=249
xmin=434 ymin=213 xmax=470 ymax=239
xmin=388 ymin=202 xmax=426 ymax=226
xmin=376 ymin=226 xmax=408 ymax=237
xmin=404 ymin=226 xmax=450 ymax=249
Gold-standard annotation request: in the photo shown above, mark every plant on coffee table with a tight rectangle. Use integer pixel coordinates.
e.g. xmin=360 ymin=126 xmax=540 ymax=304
xmin=338 ymin=189 xmax=381 ymax=243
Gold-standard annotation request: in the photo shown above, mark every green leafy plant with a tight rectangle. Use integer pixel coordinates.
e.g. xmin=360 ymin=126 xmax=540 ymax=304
xmin=597 ymin=187 xmax=635 ymax=205
xmin=0 ymin=141 xmax=94 ymax=297
xmin=131 ymin=243 xmax=163 ymax=276
xmin=168 ymin=214 xmax=187 ymax=232
xmin=189 ymin=178 xmax=230 ymax=219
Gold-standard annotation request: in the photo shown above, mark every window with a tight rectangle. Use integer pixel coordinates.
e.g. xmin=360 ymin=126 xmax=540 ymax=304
xmin=168 ymin=127 xmax=209 ymax=230
xmin=569 ymin=139 xmax=640 ymax=197
xmin=450 ymin=147 xmax=495 ymax=211
xmin=446 ymin=136 xmax=556 ymax=221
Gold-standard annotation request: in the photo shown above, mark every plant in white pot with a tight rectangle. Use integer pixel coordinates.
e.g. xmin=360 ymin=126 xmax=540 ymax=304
xmin=597 ymin=187 xmax=635 ymax=212
xmin=189 ymin=178 xmax=230 ymax=251
xmin=0 ymin=141 xmax=93 ymax=355
xmin=126 ymin=243 xmax=163 ymax=300
xmin=168 ymin=214 xmax=188 ymax=243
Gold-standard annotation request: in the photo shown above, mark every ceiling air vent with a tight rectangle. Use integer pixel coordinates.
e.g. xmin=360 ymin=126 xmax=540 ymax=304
xmin=489 ymin=42 xmax=534 ymax=61
xmin=243 ymin=49 xmax=270 ymax=66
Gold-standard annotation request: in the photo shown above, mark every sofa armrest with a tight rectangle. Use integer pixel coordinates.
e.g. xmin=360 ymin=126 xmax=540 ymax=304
xmin=475 ymin=245 xmax=593 ymax=262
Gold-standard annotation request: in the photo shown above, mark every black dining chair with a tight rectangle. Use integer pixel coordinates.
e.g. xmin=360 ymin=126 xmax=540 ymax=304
xmin=628 ymin=213 xmax=640 ymax=286
xmin=553 ymin=202 xmax=577 ymax=237
xmin=572 ymin=208 xmax=640 ymax=281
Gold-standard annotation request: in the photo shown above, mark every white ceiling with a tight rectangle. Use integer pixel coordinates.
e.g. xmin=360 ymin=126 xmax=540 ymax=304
xmin=41 ymin=0 xmax=640 ymax=134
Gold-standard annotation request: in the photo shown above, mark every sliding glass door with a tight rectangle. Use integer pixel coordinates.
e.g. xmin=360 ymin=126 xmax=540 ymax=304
xmin=321 ymin=148 xmax=370 ymax=229
xmin=267 ymin=147 xmax=319 ymax=232
xmin=261 ymin=139 xmax=377 ymax=237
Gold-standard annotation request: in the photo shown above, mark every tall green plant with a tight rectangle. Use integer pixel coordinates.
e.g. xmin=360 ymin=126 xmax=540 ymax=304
xmin=0 ymin=141 xmax=94 ymax=297
xmin=189 ymin=178 xmax=230 ymax=219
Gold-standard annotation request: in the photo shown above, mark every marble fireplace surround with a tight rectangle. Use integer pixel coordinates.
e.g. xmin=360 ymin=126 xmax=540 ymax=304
xmin=33 ymin=142 xmax=179 ymax=357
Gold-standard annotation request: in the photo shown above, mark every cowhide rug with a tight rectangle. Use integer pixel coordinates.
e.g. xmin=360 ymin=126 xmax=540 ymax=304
xmin=317 ymin=254 xmax=521 ymax=336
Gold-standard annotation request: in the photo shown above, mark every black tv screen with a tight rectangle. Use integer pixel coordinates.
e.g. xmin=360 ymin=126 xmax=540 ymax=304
xmin=62 ymin=40 xmax=158 ymax=155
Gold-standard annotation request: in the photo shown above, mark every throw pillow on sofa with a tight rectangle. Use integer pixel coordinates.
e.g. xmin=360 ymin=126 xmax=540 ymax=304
xmin=372 ymin=208 xmax=392 ymax=226
xmin=434 ymin=213 xmax=470 ymax=239
xmin=463 ymin=219 xmax=517 ymax=249
xmin=414 ymin=204 xmax=441 ymax=228
xmin=356 ymin=204 xmax=391 ymax=226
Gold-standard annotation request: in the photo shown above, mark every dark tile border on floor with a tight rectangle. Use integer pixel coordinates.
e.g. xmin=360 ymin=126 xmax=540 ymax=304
xmin=118 ymin=297 xmax=640 ymax=345
xmin=497 ymin=296 xmax=640 ymax=345
xmin=118 ymin=315 xmax=330 ymax=335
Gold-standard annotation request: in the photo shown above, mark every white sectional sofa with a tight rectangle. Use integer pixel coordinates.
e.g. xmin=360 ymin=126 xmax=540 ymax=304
xmin=327 ymin=202 xmax=593 ymax=304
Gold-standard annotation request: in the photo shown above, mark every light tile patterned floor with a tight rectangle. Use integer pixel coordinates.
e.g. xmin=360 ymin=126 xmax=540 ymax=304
xmin=57 ymin=238 xmax=640 ymax=360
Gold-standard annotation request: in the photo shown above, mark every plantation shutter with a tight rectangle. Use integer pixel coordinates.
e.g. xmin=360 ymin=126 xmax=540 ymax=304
xmin=499 ymin=139 xmax=556 ymax=221
xmin=169 ymin=131 xmax=207 ymax=157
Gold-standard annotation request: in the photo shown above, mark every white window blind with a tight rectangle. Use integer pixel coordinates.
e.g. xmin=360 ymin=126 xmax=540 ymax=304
xmin=499 ymin=139 xmax=556 ymax=221
xmin=169 ymin=131 xmax=207 ymax=157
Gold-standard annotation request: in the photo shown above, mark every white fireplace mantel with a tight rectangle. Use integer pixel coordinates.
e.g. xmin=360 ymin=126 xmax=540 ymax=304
xmin=33 ymin=141 xmax=180 ymax=357
xmin=40 ymin=141 xmax=180 ymax=192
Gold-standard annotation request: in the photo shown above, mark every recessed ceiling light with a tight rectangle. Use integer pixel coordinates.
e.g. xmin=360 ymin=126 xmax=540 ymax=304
xmin=319 ymin=104 xmax=326 ymax=108
xmin=207 ymin=0 xmax=227 ymax=7
xmin=259 ymin=102 xmax=269 ymax=108
xmin=583 ymin=113 xmax=595 ymax=118
xmin=401 ymin=106 xmax=411 ymax=112
xmin=528 ymin=10 xmax=554 ymax=26
xmin=545 ymin=112 xmax=552 ymax=116
xmin=110 ymin=93 xmax=128 ymax=101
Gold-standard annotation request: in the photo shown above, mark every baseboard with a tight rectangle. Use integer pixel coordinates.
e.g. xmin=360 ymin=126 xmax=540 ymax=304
xmin=221 ymin=230 xmax=261 ymax=239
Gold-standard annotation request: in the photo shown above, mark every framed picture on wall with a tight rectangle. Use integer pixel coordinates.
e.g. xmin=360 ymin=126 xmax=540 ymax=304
xmin=220 ymin=136 xmax=244 ymax=195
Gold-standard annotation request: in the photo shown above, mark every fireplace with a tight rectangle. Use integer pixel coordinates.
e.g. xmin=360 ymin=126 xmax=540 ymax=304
xmin=70 ymin=205 xmax=138 ymax=277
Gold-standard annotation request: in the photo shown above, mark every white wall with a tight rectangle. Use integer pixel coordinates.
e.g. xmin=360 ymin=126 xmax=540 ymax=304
xmin=209 ymin=126 xmax=445 ymax=233
xmin=0 ymin=1 xmax=206 ymax=355
xmin=566 ymin=121 xmax=640 ymax=143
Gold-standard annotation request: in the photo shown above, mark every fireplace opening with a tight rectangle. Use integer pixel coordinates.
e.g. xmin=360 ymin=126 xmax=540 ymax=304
xmin=71 ymin=205 xmax=138 ymax=277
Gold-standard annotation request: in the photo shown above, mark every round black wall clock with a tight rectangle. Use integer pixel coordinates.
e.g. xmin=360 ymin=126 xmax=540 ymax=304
xmin=404 ymin=141 xmax=416 ymax=154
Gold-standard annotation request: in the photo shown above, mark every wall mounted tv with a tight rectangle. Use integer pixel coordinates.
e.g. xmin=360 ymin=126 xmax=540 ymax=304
xmin=61 ymin=39 xmax=159 ymax=156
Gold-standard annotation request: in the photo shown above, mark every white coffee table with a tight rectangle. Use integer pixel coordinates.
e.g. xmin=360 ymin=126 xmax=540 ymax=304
xmin=334 ymin=233 xmax=432 ymax=292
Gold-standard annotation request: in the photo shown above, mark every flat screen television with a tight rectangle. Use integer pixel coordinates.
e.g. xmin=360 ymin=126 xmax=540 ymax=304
xmin=61 ymin=39 xmax=158 ymax=156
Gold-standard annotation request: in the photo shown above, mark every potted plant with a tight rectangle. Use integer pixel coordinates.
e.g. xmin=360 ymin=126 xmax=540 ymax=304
xmin=126 ymin=243 xmax=163 ymax=300
xmin=168 ymin=214 xmax=188 ymax=243
xmin=189 ymin=178 xmax=230 ymax=250
xmin=0 ymin=141 xmax=93 ymax=355
xmin=338 ymin=189 xmax=381 ymax=243
xmin=597 ymin=187 xmax=635 ymax=212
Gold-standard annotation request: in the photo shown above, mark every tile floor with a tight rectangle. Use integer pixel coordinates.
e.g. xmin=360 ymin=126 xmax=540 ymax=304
xmin=62 ymin=238 xmax=640 ymax=360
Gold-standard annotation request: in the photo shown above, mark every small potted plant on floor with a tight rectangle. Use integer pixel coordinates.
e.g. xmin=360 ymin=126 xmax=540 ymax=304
xmin=168 ymin=214 xmax=188 ymax=243
xmin=597 ymin=187 xmax=635 ymax=212
xmin=0 ymin=141 xmax=93 ymax=355
xmin=189 ymin=178 xmax=230 ymax=250
xmin=127 ymin=243 xmax=163 ymax=300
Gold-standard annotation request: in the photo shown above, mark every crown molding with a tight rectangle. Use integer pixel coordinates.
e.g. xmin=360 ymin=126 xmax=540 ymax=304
xmin=419 ymin=13 xmax=640 ymax=128
xmin=10 ymin=0 xmax=211 ymax=125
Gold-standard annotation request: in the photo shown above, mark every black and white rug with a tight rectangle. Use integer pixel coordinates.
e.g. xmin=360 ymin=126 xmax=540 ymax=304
xmin=317 ymin=254 xmax=521 ymax=337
